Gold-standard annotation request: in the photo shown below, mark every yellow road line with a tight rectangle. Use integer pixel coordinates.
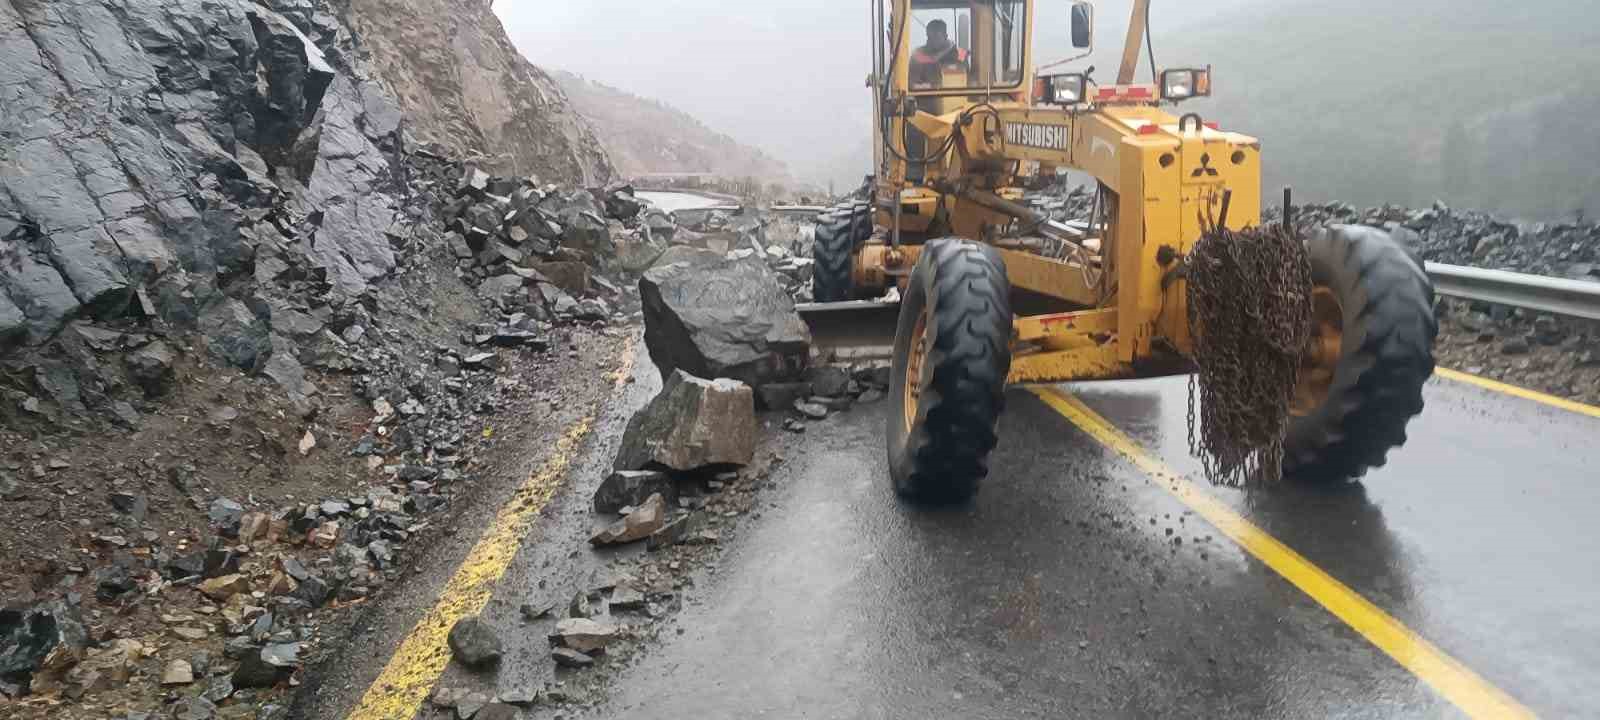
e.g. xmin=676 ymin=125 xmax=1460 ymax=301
xmin=1436 ymin=367 xmax=1600 ymax=419
xmin=1029 ymin=386 xmax=1537 ymax=720
xmin=347 ymin=340 xmax=636 ymax=719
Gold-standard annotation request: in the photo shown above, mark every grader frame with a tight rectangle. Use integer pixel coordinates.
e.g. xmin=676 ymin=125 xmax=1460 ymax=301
xmin=816 ymin=0 xmax=1436 ymax=500
xmin=842 ymin=0 xmax=1260 ymax=383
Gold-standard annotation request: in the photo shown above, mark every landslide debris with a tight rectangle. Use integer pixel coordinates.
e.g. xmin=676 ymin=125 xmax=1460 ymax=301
xmin=0 ymin=1 xmax=661 ymax=717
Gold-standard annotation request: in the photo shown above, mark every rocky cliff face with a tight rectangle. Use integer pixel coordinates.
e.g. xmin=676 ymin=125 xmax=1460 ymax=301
xmin=0 ymin=0 xmax=411 ymax=353
xmin=342 ymin=0 xmax=614 ymax=184
xmin=0 ymin=0 xmax=612 ymax=357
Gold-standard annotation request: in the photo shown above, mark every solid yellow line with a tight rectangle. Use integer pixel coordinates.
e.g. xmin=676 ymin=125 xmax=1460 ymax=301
xmin=347 ymin=340 xmax=636 ymax=719
xmin=1029 ymin=387 xmax=1537 ymax=720
xmin=1436 ymin=367 xmax=1600 ymax=419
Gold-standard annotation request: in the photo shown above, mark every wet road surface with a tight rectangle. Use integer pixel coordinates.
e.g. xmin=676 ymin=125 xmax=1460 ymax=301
xmin=585 ymin=376 xmax=1599 ymax=718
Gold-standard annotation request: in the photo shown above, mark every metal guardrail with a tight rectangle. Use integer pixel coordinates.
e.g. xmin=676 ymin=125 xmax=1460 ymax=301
xmin=1426 ymin=263 xmax=1600 ymax=321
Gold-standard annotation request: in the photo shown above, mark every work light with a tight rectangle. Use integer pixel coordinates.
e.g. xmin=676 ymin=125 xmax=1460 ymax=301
xmin=1043 ymin=73 xmax=1088 ymax=105
xmin=1160 ymin=67 xmax=1212 ymax=101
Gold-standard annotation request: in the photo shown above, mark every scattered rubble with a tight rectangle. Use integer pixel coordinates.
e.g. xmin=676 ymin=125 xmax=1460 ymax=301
xmin=793 ymin=400 xmax=830 ymax=420
xmin=160 ymin=660 xmax=195 ymax=687
xmin=756 ymin=382 xmax=812 ymax=411
xmin=646 ymin=513 xmax=704 ymax=552
xmin=591 ymin=493 xmax=669 ymax=546
xmin=594 ymin=470 xmax=678 ymax=514
xmin=552 ymin=647 xmax=597 ymax=669
xmin=549 ymin=618 xmax=620 ymax=654
xmin=231 ymin=642 xmax=301 ymax=689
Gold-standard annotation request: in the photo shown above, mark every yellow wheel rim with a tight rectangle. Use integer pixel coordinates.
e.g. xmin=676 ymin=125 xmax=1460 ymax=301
xmin=902 ymin=312 xmax=929 ymax=434
xmin=1291 ymin=286 xmax=1344 ymax=416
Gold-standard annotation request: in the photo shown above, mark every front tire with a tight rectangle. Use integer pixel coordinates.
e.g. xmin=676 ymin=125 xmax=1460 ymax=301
xmin=887 ymin=239 xmax=1013 ymax=503
xmin=1285 ymin=225 xmax=1438 ymax=482
xmin=812 ymin=201 xmax=870 ymax=302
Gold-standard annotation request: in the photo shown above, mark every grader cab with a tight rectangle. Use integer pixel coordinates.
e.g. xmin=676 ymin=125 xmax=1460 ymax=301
xmin=808 ymin=0 xmax=1438 ymax=502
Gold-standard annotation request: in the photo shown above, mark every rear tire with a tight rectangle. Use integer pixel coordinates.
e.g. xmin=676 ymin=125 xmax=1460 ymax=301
xmin=812 ymin=202 xmax=871 ymax=302
xmin=1285 ymin=225 xmax=1438 ymax=482
xmin=887 ymin=239 xmax=1013 ymax=503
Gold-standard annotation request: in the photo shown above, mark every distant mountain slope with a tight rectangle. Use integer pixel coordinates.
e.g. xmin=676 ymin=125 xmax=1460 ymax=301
xmin=1153 ymin=0 xmax=1600 ymax=220
xmin=552 ymin=71 xmax=795 ymax=185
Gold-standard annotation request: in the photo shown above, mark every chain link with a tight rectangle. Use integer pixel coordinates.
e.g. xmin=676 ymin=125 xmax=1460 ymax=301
xmin=1184 ymin=221 xmax=1313 ymax=486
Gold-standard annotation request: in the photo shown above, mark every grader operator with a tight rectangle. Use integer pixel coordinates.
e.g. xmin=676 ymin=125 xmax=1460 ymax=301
xmin=808 ymin=0 xmax=1437 ymax=503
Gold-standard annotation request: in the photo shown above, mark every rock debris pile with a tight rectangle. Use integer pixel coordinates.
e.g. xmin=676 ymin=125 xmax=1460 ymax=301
xmin=0 ymin=0 xmax=645 ymax=717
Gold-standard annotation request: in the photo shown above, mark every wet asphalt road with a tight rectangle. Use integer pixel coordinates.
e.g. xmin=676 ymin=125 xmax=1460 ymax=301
xmin=586 ymin=376 xmax=1600 ymax=719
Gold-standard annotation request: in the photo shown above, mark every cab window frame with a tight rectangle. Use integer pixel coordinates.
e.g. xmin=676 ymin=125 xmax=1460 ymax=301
xmin=905 ymin=0 xmax=1029 ymax=97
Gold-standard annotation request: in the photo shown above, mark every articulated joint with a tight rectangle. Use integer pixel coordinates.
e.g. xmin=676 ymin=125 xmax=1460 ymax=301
xmin=854 ymin=243 xmax=909 ymax=291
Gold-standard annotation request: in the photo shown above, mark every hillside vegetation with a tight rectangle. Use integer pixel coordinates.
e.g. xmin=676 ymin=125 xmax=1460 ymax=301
xmin=1152 ymin=0 xmax=1600 ymax=220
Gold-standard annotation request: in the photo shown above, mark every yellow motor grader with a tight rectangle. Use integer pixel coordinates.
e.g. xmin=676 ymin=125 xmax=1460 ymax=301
xmin=808 ymin=0 xmax=1437 ymax=502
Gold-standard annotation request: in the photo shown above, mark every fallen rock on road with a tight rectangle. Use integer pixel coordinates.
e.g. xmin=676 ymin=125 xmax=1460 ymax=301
xmin=594 ymin=470 xmax=678 ymax=514
xmin=640 ymin=254 xmax=810 ymax=388
xmin=448 ymin=616 xmax=504 ymax=669
xmin=549 ymin=618 xmax=620 ymax=654
xmin=614 ymin=370 xmax=756 ymax=472
xmin=591 ymin=493 xmax=668 ymax=546
xmin=552 ymin=647 xmax=597 ymax=669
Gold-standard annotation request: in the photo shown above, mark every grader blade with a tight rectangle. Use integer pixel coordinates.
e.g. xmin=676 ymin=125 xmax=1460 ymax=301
xmin=797 ymin=301 xmax=902 ymax=363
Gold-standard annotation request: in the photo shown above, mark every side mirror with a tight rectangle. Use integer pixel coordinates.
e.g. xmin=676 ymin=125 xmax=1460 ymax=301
xmin=1071 ymin=2 xmax=1093 ymax=49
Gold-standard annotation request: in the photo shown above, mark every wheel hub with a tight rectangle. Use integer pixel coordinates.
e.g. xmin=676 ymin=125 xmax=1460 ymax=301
xmin=902 ymin=311 xmax=928 ymax=434
xmin=1290 ymin=286 xmax=1344 ymax=416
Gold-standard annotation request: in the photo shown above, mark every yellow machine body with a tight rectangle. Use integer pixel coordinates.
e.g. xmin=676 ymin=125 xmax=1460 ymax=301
xmin=857 ymin=0 xmax=1261 ymax=385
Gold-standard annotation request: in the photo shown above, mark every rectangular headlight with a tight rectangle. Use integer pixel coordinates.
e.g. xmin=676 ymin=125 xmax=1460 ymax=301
xmin=1045 ymin=73 xmax=1087 ymax=105
xmin=1160 ymin=67 xmax=1212 ymax=101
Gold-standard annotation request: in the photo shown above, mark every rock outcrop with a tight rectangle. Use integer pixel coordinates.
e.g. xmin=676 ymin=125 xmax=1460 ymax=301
xmin=0 ymin=0 xmax=407 ymax=352
xmin=343 ymin=0 xmax=614 ymax=184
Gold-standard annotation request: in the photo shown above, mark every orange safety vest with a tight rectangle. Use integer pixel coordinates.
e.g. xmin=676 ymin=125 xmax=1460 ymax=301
xmin=913 ymin=46 xmax=969 ymax=65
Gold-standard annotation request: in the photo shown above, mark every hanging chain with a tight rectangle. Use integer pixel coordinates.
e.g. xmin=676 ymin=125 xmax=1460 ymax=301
xmin=1184 ymin=215 xmax=1313 ymax=486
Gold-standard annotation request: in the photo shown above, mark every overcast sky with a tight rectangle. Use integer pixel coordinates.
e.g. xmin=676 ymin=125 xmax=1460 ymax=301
xmin=497 ymin=1 xmax=1264 ymax=186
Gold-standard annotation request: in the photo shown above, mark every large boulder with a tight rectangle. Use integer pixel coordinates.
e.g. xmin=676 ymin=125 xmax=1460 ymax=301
xmin=640 ymin=255 xmax=810 ymax=388
xmin=651 ymin=246 xmax=724 ymax=271
xmin=615 ymin=370 xmax=755 ymax=472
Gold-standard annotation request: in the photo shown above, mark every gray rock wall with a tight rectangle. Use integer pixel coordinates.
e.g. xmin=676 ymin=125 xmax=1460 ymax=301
xmin=340 ymin=0 xmax=615 ymax=184
xmin=0 ymin=0 xmax=406 ymax=354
